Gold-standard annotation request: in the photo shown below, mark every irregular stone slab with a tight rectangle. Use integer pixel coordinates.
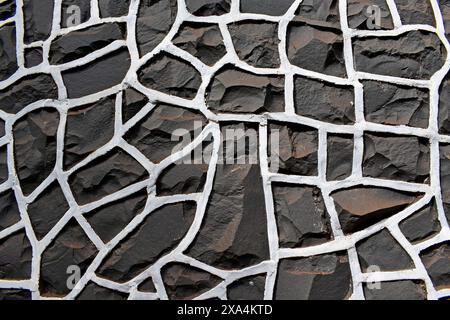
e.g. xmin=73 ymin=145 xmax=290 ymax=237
xmin=186 ymin=123 xmax=270 ymax=270
xmin=0 ymin=23 xmax=17 ymax=81
xmin=0 ymin=231 xmax=32 ymax=280
xmin=136 ymin=0 xmax=177 ymax=56
xmin=173 ymin=22 xmax=226 ymax=66
xmin=50 ymin=22 xmax=127 ymax=65
xmin=269 ymin=122 xmax=318 ymax=176
xmin=272 ymin=183 xmax=333 ymax=248
xmin=61 ymin=0 xmax=91 ymax=28
xmin=85 ymin=189 xmax=147 ymax=243
xmin=229 ymin=21 xmax=280 ymax=68
xmin=138 ymin=53 xmax=202 ymax=100
xmin=441 ymin=144 xmax=450 ymax=223
xmin=240 ymin=0 xmax=295 ymax=16
xmin=69 ymin=147 xmax=148 ymax=205
xmin=331 ymin=186 xmax=423 ymax=234
xmin=0 ymin=0 xmax=15 ymax=20
xmin=228 ymin=274 xmax=266 ymax=300
xmin=0 ymin=74 xmax=58 ymax=114
xmin=0 ymin=190 xmax=20 ymax=233
xmin=294 ymin=76 xmax=354 ymax=124
xmin=28 ymin=181 xmax=70 ymax=241
xmin=399 ymin=199 xmax=441 ymax=244
xmin=0 ymin=119 xmax=4 ymax=137
xmin=347 ymin=0 xmax=394 ymax=30
xmin=124 ymin=104 xmax=206 ymax=163
xmin=439 ymin=74 xmax=450 ymax=134
xmin=275 ymin=252 xmax=352 ymax=300
xmin=363 ymin=80 xmax=429 ymax=128
xmin=122 ymin=87 xmax=149 ymax=123
xmin=138 ymin=277 xmax=156 ymax=292
xmin=64 ymin=95 xmax=116 ymax=169
xmin=0 ymin=289 xmax=31 ymax=300
xmin=186 ymin=0 xmax=230 ymax=16
xmin=363 ymin=280 xmax=426 ymax=300
xmin=440 ymin=0 xmax=450 ymax=41
xmin=356 ymin=229 xmax=414 ymax=271
xmin=23 ymin=0 xmax=54 ymax=43
xmin=0 ymin=145 xmax=7 ymax=184
xmin=363 ymin=133 xmax=430 ymax=183
xmin=353 ymin=31 xmax=445 ymax=80
xmin=327 ymin=134 xmax=354 ymax=181
xmin=395 ymin=0 xmax=435 ymax=26
xmin=98 ymin=0 xmax=130 ymax=17
xmin=13 ymin=108 xmax=59 ymax=196
xmin=62 ymin=47 xmax=131 ymax=98
xmin=40 ymin=219 xmax=98 ymax=297
xmin=287 ymin=22 xmax=346 ymax=78
xmin=207 ymin=66 xmax=284 ymax=114
xmin=24 ymin=47 xmax=43 ymax=68
xmin=97 ymin=202 xmax=196 ymax=282
xmin=294 ymin=0 xmax=340 ymax=28
xmin=161 ymin=262 xmax=222 ymax=300
xmin=77 ymin=282 xmax=128 ymax=300
xmin=420 ymin=241 xmax=450 ymax=290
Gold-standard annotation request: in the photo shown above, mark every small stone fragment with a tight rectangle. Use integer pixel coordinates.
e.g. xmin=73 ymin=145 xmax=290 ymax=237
xmin=98 ymin=0 xmax=130 ymax=17
xmin=420 ymin=241 xmax=450 ymax=290
xmin=24 ymin=47 xmax=43 ymax=68
xmin=0 ymin=145 xmax=7 ymax=184
xmin=395 ymin=0 xmax=435 ymax=26
xmin=439 ymin=73 xmax=450 ymax=134
xmin=240 ymin=0 xmax=295 ymax=16
xmin=0 ymin=190 xmax=21 ymax=233
xmin=0 ymin=0 xmax=16 ymax=20
xmin=186 ymin=0 xmax=230 ymax=16
xmin=77 ymin=282 xmax=128 ymax=300
xmin=294 ymin=0 xmax=340 ymax=28
xmin=122 ymin=87 xmax=149 ymax=123
xmin=327 ymin=134 xmax=354 ymax=181
xmin=0 ymin=23 xmax=17 ymax=81
xmin=441 ymin=144 xmax=450 ymax=223
xmin=439 ymin=0 xmax=450 ymax=41
xmin=363 ymin=280 xmax=426 ymax=300
xmin=61 ymin=0 xmax=91 ymax=28
xmin=0 ymin=231 xmax=32 ymax=280
xmin=23 ymin=0 xmax=54 ymax=43
xmin=138 ymin=277 xmax=156 ymax=292
xmin=228 ymin=274 xmax=266 ymax=300
xmin=347 ymin=0 xmax=394 ymax=30
xmin=0 ymin=289 xmax=31 ymax=300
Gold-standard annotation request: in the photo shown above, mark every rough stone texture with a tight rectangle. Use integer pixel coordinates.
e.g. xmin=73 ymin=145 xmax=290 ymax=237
xmin=0 ymin=231 xmax=32 ymax=280
xmin=294 ymin=0 xmax=340 ymax=28
xmin=347 ymin=0 xmax=394 ymax=30
xmin=294 ymin=76 xmax=354 ymax=124
xmin=138 ymin=277 xmax=156 ymax=292
xmin=363 ymin=133 xmax=430 ymax=183
xmin=272 ymin=183 xmax=333 ymax=248
xmin=356 ymin=229 xmax=415 ymax=272
xmin=0 ymin=289 xmax=31 ymax=301
xmin=420 ymin=242 xmax=450 ymax=290
xmin=327 ymin=134 xmax=354 ymax=181
xmin=122 ymin=87 xmax=149 ymax=123
xmin=440 ymin=0 xmax=450 ymax=40
xmin=227 ymin=274 xmax=266 ymax=300
xmin=332 ymin=186 xmax=423 ymax=234
xmin=0 ymin=23 xmax=17 ymax=81
xmin=0 ymin=190 xmax=21 ymax=233
xmin=439 ymin=74 xmax=450 ymax=134
xmin=173 ymin=22 xmax=226 ymax=67
xmin=61 ymin=0 xmax=91 ymax=28
xmin=0 ymin=145 xmax=7 ymax=184
xmin=275 ymin=252 xmax=352 ymax=300
xmin=353 ymin=30 xmax=446 ymax=80
xmin=97 ymin=202 xmax=196 ymax=283
xmin=0 ymin=0 xmax=16 ymax=21
xmin=13 ymin=108 xmax=59 ymax=196
xmin=98 ymin=0 xmax=130 ymax=18
xmin=363 ymin=80 xmax=430 ymax=128
xmin=229 ymin=21 xmax=280 ymax=68
xmin=23 ymin=0 xmax=54 ymax=43
xmin=24 ymin=47 xmax=43 ymax=68
xmin=77 ymin=282 xmax=128 ymax=300
xmin=240 ymin=0 xmax=295 ymax=16
xmin=186 ymin=0 xmax=230 ymax=16
xmin=395 ymin=0 xmax=435 ymax=26
xmin=207 ymin=66 xmax=284 ymax=114
xmin=441 ymin=144 xmax=450 ymax=224
xmin=363 ymin=280 xmax=427 ymax=300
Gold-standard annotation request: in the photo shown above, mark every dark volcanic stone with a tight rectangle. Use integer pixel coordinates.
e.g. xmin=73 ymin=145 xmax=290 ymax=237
xmin=136 ymin=0 xmax=177 ymax=56
xmin=240 ymin=0 xmax=295 ymax=16
xmin=347 ymin=0 xmax=394 ymax=30
xmin=173 ymin=22 xmax=226 ymax=66
xmin=0 ymin=190 xmax=20 ymax=232
xmin=77 ymin=282 xmax=128 ymax=300
xmin=85 ymin=189 xmax=147 ymax=243
xmin=363 ymin=133 xmax=430 ymax=183
xmin=61 ymin=0 xmax=91 ymax=28
xmin=28 ymin=181 xmax=70 ymax=241
xmin=395 ymin=0 xmax=435 ymax=26
xmin=272 ymin=183 xmax=333 ymax=248
xmin=69 ymin=147 xmax=148 ymax=205
xmin=23 ymin=0 xmax=54 ymax=43
xmin=441 ymin=144 xmax=450 ymax=223
xmin=327 ymin=134 xmax=354 ymax=181
xmin=287 ymin=22 xmax=346 ymax=78
xmin=275 ymin=252 xmax=352 ymax=300
xmin=65 ymin=95 xmax=116 ymax=169
xmin=0 ymin=289 xmax=31 ymax=300
xmin=439 ymin=74 xmax=450 ymax=134
xmin=0 ymin=231 xmax=32 ymax=280
xmin=40 ymin=219 xmax=98 ymax=297
xmin=228 ymin=274 xmax=266 ymax=300
xmin=138 ymin=277 xmax=156 ymax=292
xmin=294 ymin=76 xmax=354 ymax=124
xmin=356 ymin=229 xmax=414 ymax=271
xmin=331 ymin=186 xmax=423 ymax=234
xmin=420 ymin=242 xmax=450 ymax=290
xmin=24 ymin=47 xmax=43 ymax=68
xmin=99 ymin=0 xmax=130 ymax=17
xmin=138 ymin=52 xmax=202 ymax=100
xmin=62 ymin=47 xmax=131 ymax=98
xmin=0 ymin=23 xmax=17 ymax=81
xmin=353 ymin=30 xmax=445 ymax=80
xmin=0 ymin=74 xmax=58 ymax=114
xmin=399 ymin=199 xmax=441 ymax=244
xmin=97 ymin=202 xmax=196 ymax=283
xmin=0 ymin=145 xmax=7 ymax=183
xmin=207 ymin=66 xmax=284 ymax=114
xmin=440 ymin=0 xmax=450 ymax=41
xmin=50 ymin=23 xmax=127 ymax=65
xmin=229 ymin=21 xmax=280 ymax=68
xmin=13 ymin=108 xmax=59 ymax=196
xmin=268 ymin=122 xmax=318 ymax=176
xmin=122 ymin=87 xmax=149 ymax=123
xmin=187 ymin=123 xmax=270 ymax=270
xmin=124 ymin=104 xmax=206 ymax=163
xmin=0 ymin=119 xmax=4 ymax=137
xmin=161 ymin=262 xmax=222 ymax=300
xmin=294 ymin=0 xmax=340 ymax=28
xmin=363 ymin=280 xmax=426 ymax=300
xmin=363 ymin=80 xmax=429 ymax=128
xmin=186 ymin=0 xmax=230 ymax=16
xmin=0 ymin=0 xmax=15 ymax=20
